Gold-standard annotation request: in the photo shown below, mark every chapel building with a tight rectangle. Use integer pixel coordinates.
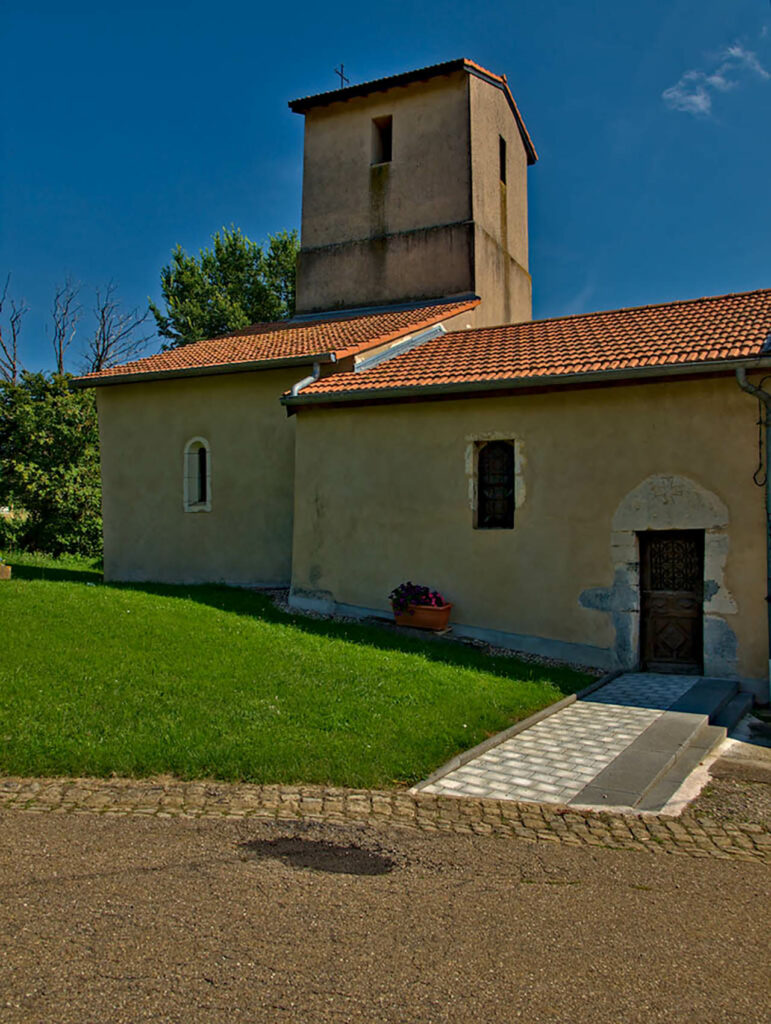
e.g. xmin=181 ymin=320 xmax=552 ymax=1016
xmin=77 ymin=59 xmax=771 ymax=701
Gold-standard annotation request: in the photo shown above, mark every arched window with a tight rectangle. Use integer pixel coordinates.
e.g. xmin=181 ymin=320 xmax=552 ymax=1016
xmin=183 ymin=437 xmax=211 ymax=512
xmin=477 ymin=440 xmax=514 ymax=529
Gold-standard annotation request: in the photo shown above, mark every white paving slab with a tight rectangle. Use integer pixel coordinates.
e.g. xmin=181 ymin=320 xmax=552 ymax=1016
xmin=421 ymin=674 xmax=698 ymax=804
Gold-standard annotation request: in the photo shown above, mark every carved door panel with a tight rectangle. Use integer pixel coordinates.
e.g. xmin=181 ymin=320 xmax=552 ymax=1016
xmin=639 ymin=531 xmax=704 ymax=674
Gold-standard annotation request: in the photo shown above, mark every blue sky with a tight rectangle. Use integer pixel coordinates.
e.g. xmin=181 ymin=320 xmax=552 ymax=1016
xmin=3 ymin=0 xmax=770 ymax=373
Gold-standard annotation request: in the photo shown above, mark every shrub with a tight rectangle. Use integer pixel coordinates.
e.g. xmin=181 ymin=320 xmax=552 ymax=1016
xmin=0 ymin=509 xmax=25 ymax=552
xmin=0 ymin=372 xmax=102 ymax=557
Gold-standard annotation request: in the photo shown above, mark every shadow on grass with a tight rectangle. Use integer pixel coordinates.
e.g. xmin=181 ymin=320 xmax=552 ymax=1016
xmin=7 ymin=556 xmax=586 ymax=695
xmin=10 ymin=563 xmax=102 ymax=585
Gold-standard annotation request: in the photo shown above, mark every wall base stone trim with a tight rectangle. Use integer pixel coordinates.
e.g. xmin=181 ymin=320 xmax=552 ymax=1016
xmin=288 ymin=589 xmax=613 ymax=669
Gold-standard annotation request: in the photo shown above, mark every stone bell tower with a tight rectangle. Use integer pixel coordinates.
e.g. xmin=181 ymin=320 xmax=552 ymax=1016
xmin=289 ymin=58 xmax=537 ymax=328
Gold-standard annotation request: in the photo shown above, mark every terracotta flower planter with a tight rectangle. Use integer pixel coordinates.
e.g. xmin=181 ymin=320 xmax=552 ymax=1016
xmin=392 ymin=602 xmax=452 ymax=631
xmin=0 ymin=564 xmax=11 ymax=581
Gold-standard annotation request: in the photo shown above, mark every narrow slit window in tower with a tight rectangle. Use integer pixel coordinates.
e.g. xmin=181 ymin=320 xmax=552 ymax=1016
xmin=372 ymin=115 xmax=393 ymax=164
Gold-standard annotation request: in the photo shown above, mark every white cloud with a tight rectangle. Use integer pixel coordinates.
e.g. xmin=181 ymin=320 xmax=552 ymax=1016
xmin=663 ymin=72 xmax=713 ymax=114
xmin=704 ymin=71 xmax=736 ymax=93
xmin=662 ymin=41 xmax=770 ymax=116
xmin=724 ymin=43 xmax=770 ymax=79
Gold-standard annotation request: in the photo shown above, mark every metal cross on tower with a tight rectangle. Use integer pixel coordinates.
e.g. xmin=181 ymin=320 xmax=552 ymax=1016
xmin=334 ymin=63 xmax=349 ymax=87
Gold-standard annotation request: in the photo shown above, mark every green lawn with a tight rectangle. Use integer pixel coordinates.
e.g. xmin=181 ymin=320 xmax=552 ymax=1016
xmin=0 ymin=552 xmax=591 ymax=787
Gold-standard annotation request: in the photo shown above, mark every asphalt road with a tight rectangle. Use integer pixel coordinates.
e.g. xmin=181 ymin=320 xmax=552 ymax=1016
xmin=1 ymin=809 xmax=769 ymax=1023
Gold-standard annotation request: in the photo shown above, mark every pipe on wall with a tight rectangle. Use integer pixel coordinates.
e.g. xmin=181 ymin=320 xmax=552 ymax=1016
xmin=736 ymin=366 xmax=771 ymax=704
xmin=289 ymin=361 xmax=322 ymax=398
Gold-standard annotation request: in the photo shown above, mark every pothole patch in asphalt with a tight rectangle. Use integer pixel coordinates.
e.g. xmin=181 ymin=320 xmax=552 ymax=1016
xmin=240 ymin=836 xmax=398 ymax=875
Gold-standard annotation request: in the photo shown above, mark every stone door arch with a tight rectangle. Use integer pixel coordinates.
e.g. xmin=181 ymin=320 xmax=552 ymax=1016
xmin=580 ymin=474 xmax=738 ymax=676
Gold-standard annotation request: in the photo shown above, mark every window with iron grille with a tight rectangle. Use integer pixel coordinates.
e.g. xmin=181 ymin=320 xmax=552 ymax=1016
xmin=476 ymin=440 xmax=514 ymax=529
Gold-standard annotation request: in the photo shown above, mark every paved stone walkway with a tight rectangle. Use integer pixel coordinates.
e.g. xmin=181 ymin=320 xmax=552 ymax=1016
xmin=1 ymin=775 xmax=768 ymax=862
xmin=421 ymin=674 xmax=699 ymax=804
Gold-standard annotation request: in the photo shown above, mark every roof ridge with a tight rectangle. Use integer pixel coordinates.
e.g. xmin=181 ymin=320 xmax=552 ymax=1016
xmin=462 ymin=58 xmax=503 ymax=82
xmin=444 ymin=286 xmax=771 ymax=337
xmin=289 ymin=58 xmax=469 ymax=107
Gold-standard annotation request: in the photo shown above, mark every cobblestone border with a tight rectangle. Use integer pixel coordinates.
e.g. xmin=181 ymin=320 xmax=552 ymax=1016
xmin=1 ymin=776 xmax=768 ymax=862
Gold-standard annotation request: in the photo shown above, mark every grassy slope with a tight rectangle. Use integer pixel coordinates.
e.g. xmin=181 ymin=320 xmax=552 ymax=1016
xmin=0 ymin=553 xmax=591 ymax=786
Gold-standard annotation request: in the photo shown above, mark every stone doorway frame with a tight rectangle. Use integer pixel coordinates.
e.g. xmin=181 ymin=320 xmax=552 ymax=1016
xmin=580 ymin=474 xmax=738 ymax=676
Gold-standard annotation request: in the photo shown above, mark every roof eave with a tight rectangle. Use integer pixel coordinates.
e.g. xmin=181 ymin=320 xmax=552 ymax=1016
xmin=73 ymin=352 xmax=336 ymax=389
xmin=282 ymin=355 xmax=771 ymax=411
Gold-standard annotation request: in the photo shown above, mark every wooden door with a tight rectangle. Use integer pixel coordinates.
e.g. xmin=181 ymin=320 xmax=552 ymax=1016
xmin=639 ymin=531 xmax=704 ymax=674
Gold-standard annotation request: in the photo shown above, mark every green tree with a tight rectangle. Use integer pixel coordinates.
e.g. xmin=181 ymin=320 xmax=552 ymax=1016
xmin=149 ymin=227 xmax=299 ymax=348
xmin=0 ymin=373 xmax=102 ymax=557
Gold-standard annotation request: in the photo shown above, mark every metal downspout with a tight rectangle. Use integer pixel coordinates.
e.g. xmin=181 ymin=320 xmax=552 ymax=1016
xmin=736 ymin=366 xmax=771 ymax=704
xmin=289 ymin=361 xmax=322 ymax=398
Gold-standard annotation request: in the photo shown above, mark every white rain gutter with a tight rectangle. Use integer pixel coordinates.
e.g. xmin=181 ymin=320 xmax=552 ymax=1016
xmin=284 ymin=355 xmax=771 ymax=409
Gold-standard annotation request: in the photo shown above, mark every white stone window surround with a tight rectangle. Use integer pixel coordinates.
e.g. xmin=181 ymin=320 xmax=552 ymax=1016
xmin=466 ymin=433 xmax=526 ymax=529
xmin=183 ymin=436 xmax=212 ymax=513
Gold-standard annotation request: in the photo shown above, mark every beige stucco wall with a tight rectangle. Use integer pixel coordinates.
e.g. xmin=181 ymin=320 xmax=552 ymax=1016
xmin=469 ymin=74 xmax=529 ymax=274
xmin=473 ymin=224 xmax=532 ymax=327
xmin=296 ymin=223 xmax=475 ymax=314
xmin=96 ymin=368 xmax=300 ymax=585
xmin=468 ymin=76 xmax=532 ymax=326
xmin=295 ymin=70 xmax=533 ymax=324
xmin=290 ymin=376 xmax=766 ymax=681
xmin=296 ymin=73 xmax=473 ymax=313
xmin=299 ymin=73 xmax=471 ymax=250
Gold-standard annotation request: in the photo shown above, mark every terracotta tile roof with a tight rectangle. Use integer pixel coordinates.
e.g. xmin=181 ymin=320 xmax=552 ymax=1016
xmin=75 ymin=298 xmax=479 ymax=386
xmin=289 ymin=58 xmax=537 ymax=165
xmin=289 ymin=288 xmax=771 ymax=403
